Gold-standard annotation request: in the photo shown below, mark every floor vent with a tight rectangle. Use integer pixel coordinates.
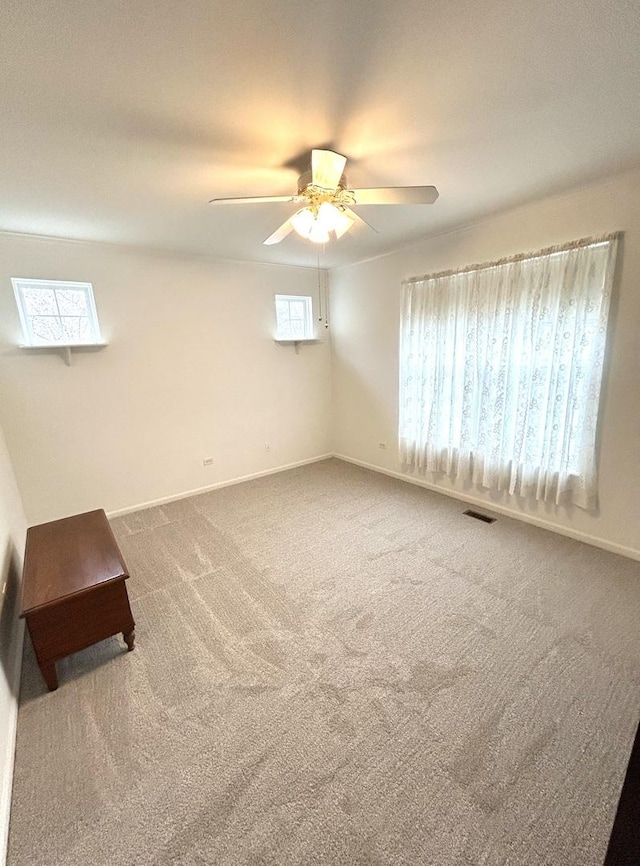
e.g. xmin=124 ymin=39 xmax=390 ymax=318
xmin=463 ymin=509 xmax=497 ymax=524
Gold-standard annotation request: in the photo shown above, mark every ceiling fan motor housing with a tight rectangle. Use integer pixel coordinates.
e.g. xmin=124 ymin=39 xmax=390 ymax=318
xmin=297 ymin=170 xmax=348 ymax=195
xmin=297 ymin=171 xmax=356 ymax=214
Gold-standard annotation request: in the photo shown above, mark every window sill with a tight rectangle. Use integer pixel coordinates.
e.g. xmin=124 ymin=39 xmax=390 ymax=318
xmin=274 ymin=338 xmax=320 ymax=354
xmin=18 ymin=342 xmax=108 ymax=366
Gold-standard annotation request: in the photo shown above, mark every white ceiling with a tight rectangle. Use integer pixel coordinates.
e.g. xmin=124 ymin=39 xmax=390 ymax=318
xmin=2 ymin=0 xmax=639 ymax=269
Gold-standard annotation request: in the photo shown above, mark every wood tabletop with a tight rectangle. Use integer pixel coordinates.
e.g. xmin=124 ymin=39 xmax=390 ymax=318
xmin=20 ymin=509 xmax=129 ymax=615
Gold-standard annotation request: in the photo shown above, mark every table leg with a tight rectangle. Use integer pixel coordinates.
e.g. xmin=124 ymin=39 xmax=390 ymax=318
xmin=40 ymin=660 xmax=59 ymax=691
xmin=123 ymin=629 xmax=135 ymax=651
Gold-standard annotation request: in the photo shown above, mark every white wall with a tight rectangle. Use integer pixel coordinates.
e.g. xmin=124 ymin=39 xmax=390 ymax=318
xmin=330 ymin=166 xmax=640 ymax=558
xmin=0 ymin=424 xmax=26 ymax=866
xmin=0 ymin=235 xmax=332 ymax=523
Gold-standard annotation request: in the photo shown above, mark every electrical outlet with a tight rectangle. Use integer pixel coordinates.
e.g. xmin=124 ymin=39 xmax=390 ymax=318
xmin=203 ymin=457 xmax=214 ymax=466
xmin=378 ymin=442 xmax=387 ymax=450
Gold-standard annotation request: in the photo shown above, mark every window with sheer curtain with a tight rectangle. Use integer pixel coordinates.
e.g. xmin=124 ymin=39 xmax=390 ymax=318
xmin=399 ymin=234 xmax=619 ymax=510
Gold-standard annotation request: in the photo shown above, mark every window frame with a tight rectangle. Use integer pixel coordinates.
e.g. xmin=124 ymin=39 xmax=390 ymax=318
xmin=11 ymin=278 xmax=103 ymax=347
xmin=274 ymin=294 xmax=314 ymax=341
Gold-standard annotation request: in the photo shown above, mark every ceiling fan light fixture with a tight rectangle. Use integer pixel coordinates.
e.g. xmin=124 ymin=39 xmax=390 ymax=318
xmin=308 ymin=223 xmax=331 ymax=244
xmin=317 ymin=202 xmax=355 ymax=239
xmin=290 ymin=207 xmax=330 ymax=244
xmin=290 ymin=203 xmax=355 ymax=244
xmin=290 ymin=207 xmax=315 ymax=237
xmin=212 ymin=148 xmax=439 ymax=247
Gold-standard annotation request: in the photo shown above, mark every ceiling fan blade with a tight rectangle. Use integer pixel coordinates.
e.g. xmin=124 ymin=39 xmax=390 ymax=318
xmin=210 ymin=195 xmax=302 ymax=205
xmin=311 ymin=149 xmax=347 ymax=190
xmin=343 ymin=207 xmax=379 ymax=234
xmin=263 ymin=219 xmax=294 ymax=246
xmin=350 ymin=186 xmax=439 ymax=205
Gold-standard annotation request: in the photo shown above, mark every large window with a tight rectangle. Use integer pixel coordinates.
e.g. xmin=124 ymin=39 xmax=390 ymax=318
xmin=12 ymin=278 xmax=102 ymax=346
xmin=399 ymin=234 xmax=619 ymax=510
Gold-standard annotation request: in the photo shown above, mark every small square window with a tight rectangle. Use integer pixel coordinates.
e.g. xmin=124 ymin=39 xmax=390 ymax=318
xmin=275 ymin=294 xmax=314 ymax=340
xmin=12 ymin=278 xmax=102 ymax=347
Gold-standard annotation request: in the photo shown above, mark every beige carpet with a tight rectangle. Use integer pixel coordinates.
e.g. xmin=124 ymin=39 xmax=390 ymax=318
xmin=8 ymin=458 xmax=640 ymax=865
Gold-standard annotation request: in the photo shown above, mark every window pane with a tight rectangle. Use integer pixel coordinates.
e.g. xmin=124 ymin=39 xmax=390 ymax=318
xmin=289 ymin=318 xmax=305 ymax=338
xmin=56 ymin=288 xmax=88 ymax=317
xmin=61 ymin=316 xmax=91 ymax=342
xmin=30 ymin=316 xmax=63 ymax=343
xmin=278 ymin=320 xmax=295 ymax=338
xmin=22 ymin=287 xmax=57 ymax=316
xmin=78 ymin=316 xmax=91 ymax=340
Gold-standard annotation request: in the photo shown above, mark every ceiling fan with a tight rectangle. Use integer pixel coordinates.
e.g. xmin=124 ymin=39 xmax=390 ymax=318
xmin=209 ymin=149 xmax=439 ymax=246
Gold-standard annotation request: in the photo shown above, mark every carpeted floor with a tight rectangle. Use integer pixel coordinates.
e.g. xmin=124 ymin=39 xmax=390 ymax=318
xmin=8 ymin=458 xmax=640 ymax=866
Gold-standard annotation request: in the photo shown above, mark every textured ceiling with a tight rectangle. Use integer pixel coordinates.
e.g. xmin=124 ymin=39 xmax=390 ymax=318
xmin=1 ymin=0 xmax=639 ymax=269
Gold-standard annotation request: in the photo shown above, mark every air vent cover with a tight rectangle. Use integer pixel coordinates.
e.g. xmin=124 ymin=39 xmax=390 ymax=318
xmin=463 ymin=509 xmax=497 ymax=524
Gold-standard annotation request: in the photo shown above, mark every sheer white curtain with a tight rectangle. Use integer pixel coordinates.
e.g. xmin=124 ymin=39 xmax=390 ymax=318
xmin=399 ymin=234 xmax=619 ymax=510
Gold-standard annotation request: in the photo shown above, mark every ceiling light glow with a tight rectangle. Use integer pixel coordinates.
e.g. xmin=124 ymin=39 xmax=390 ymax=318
xmin=290 ymin=204 xmax=355 ymax=244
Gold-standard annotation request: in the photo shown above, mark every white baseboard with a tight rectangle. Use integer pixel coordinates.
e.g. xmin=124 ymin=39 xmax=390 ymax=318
xmin=107 ymin=449 xmax=640 ymax=562
xmin=107 ymin=454 xmax=334 ymax=518
xmin=0 ymin=619 xmax=25 ymax=866
xmin=333 ymin=453 xmax=640 ymax=562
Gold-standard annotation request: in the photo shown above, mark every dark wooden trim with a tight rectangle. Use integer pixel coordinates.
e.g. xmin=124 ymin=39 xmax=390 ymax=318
xmin=604 ymin=721 xmax=640 ymax=866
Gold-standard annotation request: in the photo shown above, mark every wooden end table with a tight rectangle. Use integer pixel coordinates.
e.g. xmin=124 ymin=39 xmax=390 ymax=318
xmin=20 ymin=509 xmax=135 ymax=691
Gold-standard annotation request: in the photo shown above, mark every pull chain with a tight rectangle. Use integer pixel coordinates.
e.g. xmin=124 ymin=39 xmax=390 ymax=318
xmin=315 ymin=249 xmax=329 ymax=329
